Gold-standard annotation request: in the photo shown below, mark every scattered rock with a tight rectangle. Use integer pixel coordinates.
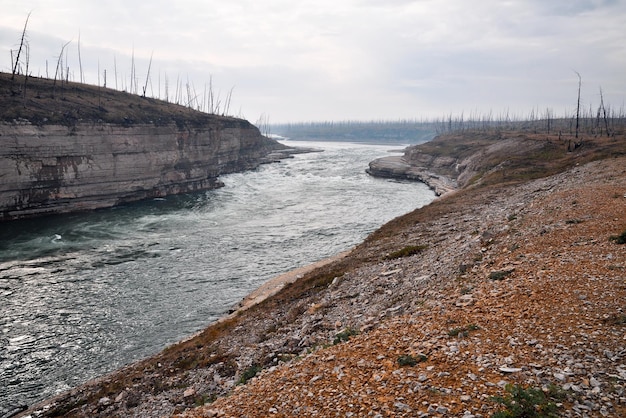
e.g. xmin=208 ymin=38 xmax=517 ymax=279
xmin=499 ymin=366 xmax=522 ymax=373
xmin=22 ymin=153 xmax=626 ymax=418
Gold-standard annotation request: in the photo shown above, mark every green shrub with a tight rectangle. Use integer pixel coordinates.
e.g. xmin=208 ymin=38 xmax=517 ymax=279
xmin=237 ymin=364 xmax=262 ymax=385
xmin=491 ymin=384 xmax=559 ymax=418
xmin=194 ymin=394 xmax=216 ymax=406
xmin=333 ymin=328 xmax=359 ymax=345
xmin=384 ymin=245 xmax=428 ymax=260
xmin=489 ymin=269 xmax=515 ymax=281
xmin=397 ymin=354 xmax=427 ymax=366
xmin=609 ymin=230 xmax=626 ymax=244
xmin=448 ymin=324 xmax=480 ymax=337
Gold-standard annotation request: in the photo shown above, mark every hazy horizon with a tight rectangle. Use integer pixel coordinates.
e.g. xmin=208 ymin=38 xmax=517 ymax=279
xmin=1 ymin=0 xmax=625 ymax=123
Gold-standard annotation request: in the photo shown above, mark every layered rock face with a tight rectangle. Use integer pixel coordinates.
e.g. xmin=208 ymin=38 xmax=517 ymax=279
xmin=0 ymin=118 xmax=282 ymax=220
xmin=366 ymin=135 xmax=545 ymax=196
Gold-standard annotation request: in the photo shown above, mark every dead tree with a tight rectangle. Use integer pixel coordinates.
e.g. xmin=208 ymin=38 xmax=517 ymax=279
xmin=114 ymin=55 xmax=119 ymax=90
xmin=52 ymin=41 xmax=71 ymax=97
xmin=11 ymin=11 xmax=31 ymax=80
xmin=142 ymin=51 xmax=153 ymax=97
xmin=22 ymin=42 xmax=30 ymax=105
xmin=77 ymin=30 xmax=84 ymax=83
xmin=599 ymin=87 xmax=610 ymax=137
xmin=130 ymin=49 xmax=136 ymax=94
xmin=223 ymin=86 xmax=235 ymax=116
xmin=574 ymin=70 xmax=582 ymax=139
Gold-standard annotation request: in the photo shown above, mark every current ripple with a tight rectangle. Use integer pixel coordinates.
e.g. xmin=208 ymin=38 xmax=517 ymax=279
xmin=0 ymin=140 xmax=435 ymax=414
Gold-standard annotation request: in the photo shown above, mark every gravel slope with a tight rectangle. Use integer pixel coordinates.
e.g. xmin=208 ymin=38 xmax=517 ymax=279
xmin=20 ymin=133 xmax=626 ymax=418
xmin=181 ymin=156 xmax=626 ymax=418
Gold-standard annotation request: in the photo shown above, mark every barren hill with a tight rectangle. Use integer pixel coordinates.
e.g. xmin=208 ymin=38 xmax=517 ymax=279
xmin=0 ymin=72 xmax=288 ymax=220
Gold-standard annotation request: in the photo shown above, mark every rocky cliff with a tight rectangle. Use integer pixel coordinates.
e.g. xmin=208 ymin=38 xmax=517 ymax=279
xmin=0 ymin=73 xmax=287 ymax=220
xmin=0 ymin=119 xmax=284 ymax=220
xmin=366 ymin=132 xmax=577 ymax=196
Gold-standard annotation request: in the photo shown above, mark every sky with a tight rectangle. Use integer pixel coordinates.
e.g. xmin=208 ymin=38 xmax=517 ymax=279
xmin=1 ymin=0 xmax=625 ymax=124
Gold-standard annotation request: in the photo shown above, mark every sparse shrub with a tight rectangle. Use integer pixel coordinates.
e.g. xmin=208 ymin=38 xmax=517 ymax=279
xmin=602 ymin=312 xmax=626 ymax=325
xmin=384 ymin=244 xmax=428 ymax=260
xmin=333 ymin=328 xmax=359 ymax=345
xmin=545 ymin=383 xmax=568 ymax=401
xmin=460 ymin=286 xmax=473 ymax=295
xmin=448 ymin=324 xmax=480 ymax=337
xmin=508 ymin=243 xmax=520 ymax=252
xmin=609 ymin=229 xmax=626 ymax=244
xmin=489 ymin=269 xmax=515 ymax=281
xmin=397 ymin=354 xmax=427 ymax=366
xmin=194 ymin=394 xmax=216 ymax=407
xmin=491 ymin=383 xmax=559 ymax=418
xmin=237 ymin=364 xmax=262 ymax=385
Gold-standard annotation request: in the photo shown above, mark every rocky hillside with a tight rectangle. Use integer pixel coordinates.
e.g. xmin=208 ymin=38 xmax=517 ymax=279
xmin=18 ymin=131 xmax=626 ymax=418
xmin=367 ymin=131 xmax=622 ymax=196
xmin=0 ymin=72 xmax=288 ymax=220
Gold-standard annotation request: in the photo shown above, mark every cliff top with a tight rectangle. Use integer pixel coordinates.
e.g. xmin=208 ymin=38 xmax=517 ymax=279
xmin=0 ymin=72 xmax=244 ymax=128
xmin=20 ymin=130 xmax=626 ymax=418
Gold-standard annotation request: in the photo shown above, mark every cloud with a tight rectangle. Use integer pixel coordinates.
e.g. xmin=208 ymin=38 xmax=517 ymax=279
xmin=1 ymin=0 xmax=624 ymax=122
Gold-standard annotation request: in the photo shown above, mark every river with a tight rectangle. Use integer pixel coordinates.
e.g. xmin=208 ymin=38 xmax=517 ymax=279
xmin=0 ymin=140 xmax=435 ymax=414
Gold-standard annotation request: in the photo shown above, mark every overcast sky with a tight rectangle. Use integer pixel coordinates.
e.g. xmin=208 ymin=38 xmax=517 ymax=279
xmin=1 ymin=0 xmax=625 ymax=123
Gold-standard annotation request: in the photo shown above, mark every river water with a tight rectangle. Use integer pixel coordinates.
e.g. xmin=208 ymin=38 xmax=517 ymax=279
xmin=0 ymin=140 xmax=435 ymax=414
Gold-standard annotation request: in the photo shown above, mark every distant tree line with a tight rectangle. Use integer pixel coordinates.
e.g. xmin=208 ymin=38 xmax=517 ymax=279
xmin=272 ymin=119 xmax=439 ymax=144
xmin=274 ymin=74 xmax=624 ymax=145
xmin=430 ymin=103 xmax=624 ymax=138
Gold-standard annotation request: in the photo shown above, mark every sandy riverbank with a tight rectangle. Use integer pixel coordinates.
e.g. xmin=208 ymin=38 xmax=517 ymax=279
xmin=232 ymin=251 xmax=352 ymax=313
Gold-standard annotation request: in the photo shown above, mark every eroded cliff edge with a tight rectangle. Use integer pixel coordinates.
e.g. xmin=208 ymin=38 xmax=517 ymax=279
xmin=0 ymin=73 xmax=288 ymax=220
xmin=366 ymin=132 xmax=550 ymax=196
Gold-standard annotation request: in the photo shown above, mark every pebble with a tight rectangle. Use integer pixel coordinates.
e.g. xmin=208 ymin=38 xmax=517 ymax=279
xmin=394 ymin=402 xmax=412 ymax=412
xmin=97 ymin=397 xmax=111 ymax=406
xmin=499 ymin=366 xmax=522 ymax=373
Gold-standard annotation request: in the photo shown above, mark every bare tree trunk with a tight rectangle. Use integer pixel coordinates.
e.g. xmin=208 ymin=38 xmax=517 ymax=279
xmin=599 ymin=87 xmax=610 ymax=137
xmin=22 ymin=43 xmax=30 ymax=106
xmin=574 ymin=71 xmax=581 ymax=139
xmin=202 ymin=83 xmax=207 ymax=113
xmin=209 ymin=76 xmax=214 ymax=114
xmin=78 ymin=30 xmax=84 ymax=83
xmin=142 ymin=51 xmax=153 ymax=97
xmin=12 ymin=12 xmax=31 ymax=80
xmin=53 ymin=41 xmax=71 ymax=97
xmin=114 ymin=55 xmax=119 ymax=90
xmin=164 ymin=72 xmax=169 ymax=102
xmin=224 ymin=86 xmax=235 ymax=116
xmin=175 ymin=74 xmax=180 ymax=104
xmin=130 ymin=49 xmax=135 ymax=94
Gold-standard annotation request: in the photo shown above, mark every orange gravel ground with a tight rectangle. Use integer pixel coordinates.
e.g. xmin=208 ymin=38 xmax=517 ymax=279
xmin=182 ymin=158 xmax=626 ymax=418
